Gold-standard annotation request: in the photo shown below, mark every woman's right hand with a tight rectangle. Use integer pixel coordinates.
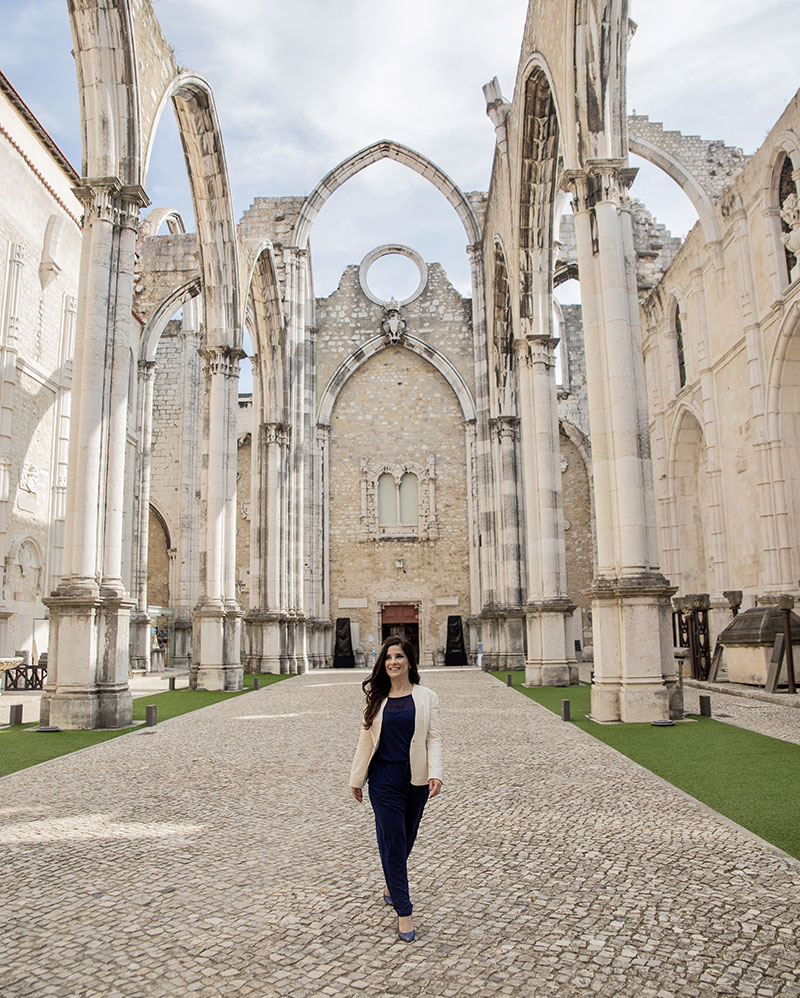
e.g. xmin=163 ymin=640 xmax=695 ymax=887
xmin=350 ymin=786 xmax=363 ymax=803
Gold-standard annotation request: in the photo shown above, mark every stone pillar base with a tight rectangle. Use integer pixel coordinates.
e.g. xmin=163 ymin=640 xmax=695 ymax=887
xmin=245 ymin=611 xmax=289 ymax=674
xmin=97 ymin=686 xmax=134 ymax=729
xmin=223 ymin=603 xmax=243 ymax=691
xmin=41 ymin=586 xmax=134 ymax=729
xmin=97 ymin=593 xmax=134 ymax=727
xmin=48 ymin=690 xmax=99 ymax=731
xmin=589 ymin=573 xmax=678 ymax=723
xmin=129 ymin=610 xmax=151 ymax=674
xmin=193 ymin=601 xmax=225 ymax=690
xmin=524 ymin=599 xmax=577 ymax=687
xmin=173 ymin=617 xmax=193 ymax=671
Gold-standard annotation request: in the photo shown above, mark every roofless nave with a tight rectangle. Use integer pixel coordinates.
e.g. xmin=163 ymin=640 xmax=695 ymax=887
xmin=1 ymin=0 xmax=799 ymax=728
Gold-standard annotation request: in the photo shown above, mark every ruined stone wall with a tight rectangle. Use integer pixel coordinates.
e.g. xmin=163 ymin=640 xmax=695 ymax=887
xmin=557 ymin=303 xmax=593 ymax=644
xmin=149 ymin=321 xmax=185 ymax=556
xmin=236 ymin=416 xmax=252 ymax=614
xmin=559 ymin=431 xmax=593 ymax=645
xmin=134 ymin=233 xmax=200 ymax=326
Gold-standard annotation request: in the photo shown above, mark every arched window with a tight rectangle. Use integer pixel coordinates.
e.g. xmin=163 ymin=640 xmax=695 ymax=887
xmin=377 ymin=473 xmax=419 ymax=527
xmin=363 ymin=461 xmax=436 ymax=541
xmin=675 ymin=304 xmax=687 ymax=389
xmin=377 ymin=473 xmax=398 ymax=526
xmin=398 ymin=474 xmax=419 ymax=525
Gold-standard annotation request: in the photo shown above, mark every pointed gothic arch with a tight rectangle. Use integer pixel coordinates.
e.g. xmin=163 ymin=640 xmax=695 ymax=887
xmin=317 ymin=334 xmax=477 ymax=428
xmin=291 ymin=140 xmax=481 ymax=250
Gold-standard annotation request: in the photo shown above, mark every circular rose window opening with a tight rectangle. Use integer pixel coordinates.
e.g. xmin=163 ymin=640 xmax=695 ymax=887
xmin=359 ymin=245 xmax=428 ymax=307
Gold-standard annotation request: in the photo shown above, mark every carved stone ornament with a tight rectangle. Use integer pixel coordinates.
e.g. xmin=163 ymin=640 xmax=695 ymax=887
xmin=19 ymin=463 xmax=39 ymax=495
xmin=780 ymin=193 xmax=800 ymax=257
xmin=240 ymin=502 xmax=250 ymax=521
xmin=381 ymin=299 xmax=407 ymax=343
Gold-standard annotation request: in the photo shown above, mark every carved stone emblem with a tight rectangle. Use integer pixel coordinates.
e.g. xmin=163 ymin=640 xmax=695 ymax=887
xmin=381 ymin=299 xmax=407 ymax=343
xmin=780 ymin=193 xmax=800 ymax=258
xmin=19 ymin=463 xmax=39 ymax=494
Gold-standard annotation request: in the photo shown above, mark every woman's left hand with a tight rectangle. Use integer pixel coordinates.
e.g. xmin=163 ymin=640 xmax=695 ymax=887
xmin=428 ymin=778 xmax=442 ymax=798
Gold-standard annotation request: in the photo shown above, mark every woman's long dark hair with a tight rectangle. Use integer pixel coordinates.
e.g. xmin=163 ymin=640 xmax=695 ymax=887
xmin=362 ymin=635 xmax=420 ymax=728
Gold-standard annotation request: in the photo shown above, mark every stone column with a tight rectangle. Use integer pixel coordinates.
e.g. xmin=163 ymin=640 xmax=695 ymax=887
xmin=246 ymin=418 xmax=291 ymax=674
xmin=515 ymin=335 xmax=576 ymax=685
xmin=222 ymin=347 xmax=243 ymax=690
xmin=193 ymin=345 xmax=238 ymax=690
xmin=466 ymin=243 xmax=497 ymax=613
xmin=566 ymin=163 xmax=677 ymax=722
xmin=129 ymin=359 xmax=157 ymax=673
xmin=42 ymin=180 xmax=147 ymax=729
xmin=174 ymin=307 xmax=202 ymax=671
xmin=490 ymin=415 xmax=525 ymax=669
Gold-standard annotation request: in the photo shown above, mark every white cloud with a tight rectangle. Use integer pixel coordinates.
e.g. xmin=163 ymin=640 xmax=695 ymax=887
xmin=2 ymin=0 xmax=796 ymax=292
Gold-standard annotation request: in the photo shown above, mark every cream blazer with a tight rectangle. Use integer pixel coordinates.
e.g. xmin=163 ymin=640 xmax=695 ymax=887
xmin=349 ymin=684 xmax=443 ymax=788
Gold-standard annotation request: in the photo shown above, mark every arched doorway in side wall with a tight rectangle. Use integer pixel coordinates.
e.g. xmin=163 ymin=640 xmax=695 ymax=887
xmin=381 ymin=603 xmax=419 ymax=662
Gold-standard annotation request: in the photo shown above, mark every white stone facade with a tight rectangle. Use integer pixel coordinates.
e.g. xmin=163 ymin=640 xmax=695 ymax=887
xmin=0 ymin=72 xmax=81 ymax=666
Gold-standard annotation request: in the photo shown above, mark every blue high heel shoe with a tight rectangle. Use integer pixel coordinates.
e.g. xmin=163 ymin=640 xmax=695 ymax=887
xmin=383 ymin=892 xmax=393 ymax=906
xmin=398 ymin=926 xmax=416 ymax=942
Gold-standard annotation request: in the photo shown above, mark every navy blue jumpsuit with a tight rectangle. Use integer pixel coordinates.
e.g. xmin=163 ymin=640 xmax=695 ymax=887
xmin=367 ymin=694 xmax=430 ymax=917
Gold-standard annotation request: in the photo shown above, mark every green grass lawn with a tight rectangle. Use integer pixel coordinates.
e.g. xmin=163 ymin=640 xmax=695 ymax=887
xmin=0 ymin=672 xmax=289 ymax=779
xmin=491 ymin=670 xmax=800 ymax=859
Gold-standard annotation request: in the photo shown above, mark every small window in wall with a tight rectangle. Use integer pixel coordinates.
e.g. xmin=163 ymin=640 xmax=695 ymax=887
xmin=361 ymin=460 xmax=436 ymax=541
xmin=675 ymin=304 xmax=687 ymax=389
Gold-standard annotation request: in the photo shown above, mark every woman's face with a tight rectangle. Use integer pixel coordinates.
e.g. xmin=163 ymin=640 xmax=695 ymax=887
xmin=384 ymin=643 xmax=410 ymax=683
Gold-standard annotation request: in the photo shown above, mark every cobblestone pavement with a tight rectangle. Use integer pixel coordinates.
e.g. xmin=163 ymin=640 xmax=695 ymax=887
xmin=1 ymin=668 xmax=799 ymax=998
xmin=682 ymin=685 xmax=800 ymax=746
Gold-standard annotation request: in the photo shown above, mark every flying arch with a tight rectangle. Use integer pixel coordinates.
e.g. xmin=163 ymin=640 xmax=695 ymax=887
xmin=291 ymin=140 xmax=481 ymax=250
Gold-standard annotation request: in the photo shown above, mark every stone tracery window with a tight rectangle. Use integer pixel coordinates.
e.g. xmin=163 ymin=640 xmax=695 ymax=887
xmin=779 ymin=154 xmax=799 ymax=283
xmin=361 ymin=458 xmax=437 ymax=541
xmin=378 ymin=472 xmax=419 ymax=527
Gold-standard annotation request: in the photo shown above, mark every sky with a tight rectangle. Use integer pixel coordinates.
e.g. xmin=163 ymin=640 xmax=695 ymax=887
xmin=1 ymin=0 xmax=797 ymax=304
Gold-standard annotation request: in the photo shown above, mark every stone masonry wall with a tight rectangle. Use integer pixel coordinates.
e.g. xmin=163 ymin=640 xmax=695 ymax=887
xmin=328 ymin=346 xmax=470 ymax=667
xmin=149 ymin=320 xmax=184 ymax=555
xmin=315 ymin=262 xmax=474 ymax=402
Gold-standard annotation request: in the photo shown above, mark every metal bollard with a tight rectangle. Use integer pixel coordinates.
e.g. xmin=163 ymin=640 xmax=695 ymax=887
xmin=253 ymin=676 xmax=260 ymax=690
xmin=9 ymin=703 xmax=23 ymax=726
xmin=699 ymin=694 xmax=712 ymax=718
xmin=145 ymin=705 xmax=157 ymax=727
xmin=506 ymin=672 xmax=512 ymax=687
xmin=560 ymin=699 xmax=571 ymax=722
xmin=168 ymin=675 xmax=176 ymax=691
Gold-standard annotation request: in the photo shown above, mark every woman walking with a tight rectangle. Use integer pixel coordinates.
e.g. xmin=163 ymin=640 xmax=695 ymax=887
xmin=350 ymin=635 xmax=443 ymax=942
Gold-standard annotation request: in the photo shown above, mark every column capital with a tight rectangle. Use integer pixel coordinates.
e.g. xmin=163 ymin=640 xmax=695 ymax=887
xmin=466 ymin=243 xmax=483 ymax=265
xmin=515 ymin=334 xmax=557 ymax=368
xmin=563 ymin=160 xmax=637 ymax=211
xmin=489 ymin=414 xmax=520 ymax=441
xmin=261 ymin=421 xmax=290 ymax=446
xmin=199 ymin=345 xmax=243 ymax=379
xmin=137 ymin=358 xmax=157 ymax=379
xmin=72 ymin=179 xmax=150 ymax=229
